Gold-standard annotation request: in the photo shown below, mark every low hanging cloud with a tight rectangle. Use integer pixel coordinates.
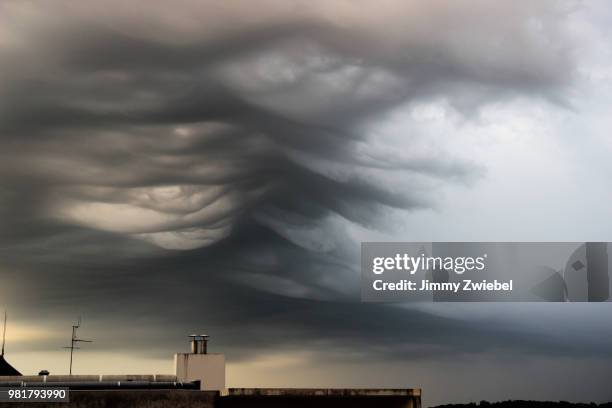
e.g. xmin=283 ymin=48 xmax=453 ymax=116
xmin=0 ymin=0 xmax=574 ymax=251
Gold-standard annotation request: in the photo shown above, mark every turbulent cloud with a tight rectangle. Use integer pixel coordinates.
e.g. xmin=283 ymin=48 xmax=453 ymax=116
xmin=3 ymin=1 xmax=610 ymax=405
xmin=0 ymin=0 xmax=574 ymax=251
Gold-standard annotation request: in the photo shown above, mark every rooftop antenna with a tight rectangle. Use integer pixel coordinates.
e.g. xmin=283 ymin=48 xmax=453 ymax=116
xmin=2 ymin=310 xmax=7 ymax=356
xmin=63 ymin=317 xmax=93 ymax=375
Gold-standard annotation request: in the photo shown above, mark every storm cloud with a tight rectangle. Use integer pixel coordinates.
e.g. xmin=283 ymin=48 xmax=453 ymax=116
xmin=0 ymin=0 xmax=574 ymax=248
xmin=1 ymin=1 xmax=611 ymax=406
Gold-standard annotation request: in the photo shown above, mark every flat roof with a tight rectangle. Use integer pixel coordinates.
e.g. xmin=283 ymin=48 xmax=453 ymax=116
xmin=227 ymin=388 xmax=421 ymax=397
xmin=0 ymin=374 xmax=178 ymax=382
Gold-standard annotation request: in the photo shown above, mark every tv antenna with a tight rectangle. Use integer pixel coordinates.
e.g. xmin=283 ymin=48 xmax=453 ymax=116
xmin=63 ymin=317 xmax=93 ymax=375
xmin=2 ymin=310 xmax=7 ymax=356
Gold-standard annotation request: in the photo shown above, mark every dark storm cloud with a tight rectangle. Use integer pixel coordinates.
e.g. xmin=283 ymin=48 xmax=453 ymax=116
xmin=0 ymin=0 xmax=573 ymax=247
xmin=0 ymin=0 xmax=591 ymax=370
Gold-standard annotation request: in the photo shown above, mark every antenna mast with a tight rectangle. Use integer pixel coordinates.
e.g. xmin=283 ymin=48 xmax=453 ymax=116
xmin=2 ymin=311 xmax=6 ymax=357
xmin=63 ymin=317 xmax=93 ymax=375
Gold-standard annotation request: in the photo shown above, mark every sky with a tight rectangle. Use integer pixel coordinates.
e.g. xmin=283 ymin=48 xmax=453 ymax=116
xmin=1 ymin=1 xmax=612 ymax=406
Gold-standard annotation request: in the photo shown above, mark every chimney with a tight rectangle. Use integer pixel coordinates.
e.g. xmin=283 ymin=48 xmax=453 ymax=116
xmin=188 ymin=334 xmax=209 ymax=354
xmin=189 ymin=335 xmax=198 ymax=354
xmin=198 ymin=334 xmax=209 ymax=355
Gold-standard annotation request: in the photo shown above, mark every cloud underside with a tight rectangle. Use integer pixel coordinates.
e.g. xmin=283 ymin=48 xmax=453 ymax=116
xmin=0 ymin=0 xmax=571 ymax=249
xmin=2 ymin=0 xmax=604 ymax=384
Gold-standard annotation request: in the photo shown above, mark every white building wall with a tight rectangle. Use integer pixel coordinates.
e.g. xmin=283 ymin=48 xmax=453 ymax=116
xmin=174 ymin=353 xmax=225 ymax=391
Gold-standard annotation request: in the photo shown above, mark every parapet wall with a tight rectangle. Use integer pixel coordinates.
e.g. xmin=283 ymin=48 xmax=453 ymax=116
xmin=0 ymin=374 xmax=199 ymax=390
xmin=220 ymin=388 xmax=421 ymax=408
xmin=228 ymin=388 xmax=420 ymax=397
xmin=0 ymin=374 xmax=178 ymax=383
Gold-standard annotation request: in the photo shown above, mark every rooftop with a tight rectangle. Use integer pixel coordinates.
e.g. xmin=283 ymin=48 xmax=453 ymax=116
xmin=0 ymin=355 xmax=21 ymax=376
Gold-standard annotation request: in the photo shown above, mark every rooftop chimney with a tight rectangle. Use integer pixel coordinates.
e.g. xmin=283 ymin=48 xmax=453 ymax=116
xmin=199 ymin=334 xmax=209 ymax=355
xmin=189 ymin=335 xmax=198 ymax=354
xmin=188 ymin=334 xmax=209 ymax=354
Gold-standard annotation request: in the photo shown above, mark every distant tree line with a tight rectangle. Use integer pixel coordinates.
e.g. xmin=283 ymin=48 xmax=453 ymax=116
xmin=434 ymin=401 xmax=612 ymax=408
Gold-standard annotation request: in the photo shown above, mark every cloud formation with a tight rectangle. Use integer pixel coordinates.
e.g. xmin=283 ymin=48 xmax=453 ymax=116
xmin=3 ymin=1 xmax=611 ymax=405
xmin=0 ymin=0 xmax=573 ymax=250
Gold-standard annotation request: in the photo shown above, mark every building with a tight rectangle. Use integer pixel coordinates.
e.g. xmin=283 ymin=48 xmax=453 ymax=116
xmin=175 ymin=334 xmax=226 ymax=391
xmin=0 ymin=334 xmax=421 ymax=408
xmin=1 ymin=312 xmax=21 ymax=376
xmin=0 ymin=355 xmax=21 ymax=376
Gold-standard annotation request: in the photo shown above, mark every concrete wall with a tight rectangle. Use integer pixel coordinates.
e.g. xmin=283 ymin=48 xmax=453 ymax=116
xmin=0 ymin=389 xmax=421 ymax=408
xmin=0 ymin=390 xmax=218 ymax=408
xmin=228 ymin=388 xmax=420 ymax=397
xmin=217 ymin=395 xmax=419 ymax=408
xmin=220 ymin=388 xmax=421 ymax=408
xmin=174 ymin=353 xmax=225 ymax=391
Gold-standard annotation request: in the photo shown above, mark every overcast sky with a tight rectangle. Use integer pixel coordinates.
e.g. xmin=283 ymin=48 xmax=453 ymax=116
xmin=1 ymin=1 xmax=612 ymax=406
